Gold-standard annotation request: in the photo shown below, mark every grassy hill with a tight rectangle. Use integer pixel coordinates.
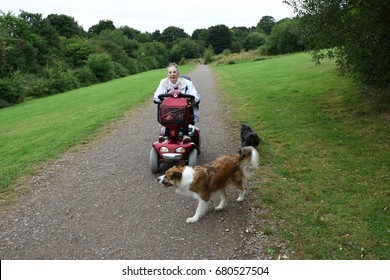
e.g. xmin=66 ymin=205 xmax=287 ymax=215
xmin=212 ymin=52 xmax=389 ymax=259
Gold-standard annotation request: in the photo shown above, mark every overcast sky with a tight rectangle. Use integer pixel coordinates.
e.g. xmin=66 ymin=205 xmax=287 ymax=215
xmin=2 ymin=0 xmax=295 ymax=34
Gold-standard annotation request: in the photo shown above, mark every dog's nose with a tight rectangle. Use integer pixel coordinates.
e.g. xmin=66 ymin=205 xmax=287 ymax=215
xmin=156 ymin=176 xmax=163 ymax=183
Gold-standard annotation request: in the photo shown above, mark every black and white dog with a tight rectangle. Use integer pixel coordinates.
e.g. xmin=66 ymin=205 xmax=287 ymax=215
xmin=240 ymin=124 xmax=260 ymax=148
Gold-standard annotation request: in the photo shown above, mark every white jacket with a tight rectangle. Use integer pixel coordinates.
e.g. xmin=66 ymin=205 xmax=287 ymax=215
xmin=153 ymin=77 xmax=200 ymax=123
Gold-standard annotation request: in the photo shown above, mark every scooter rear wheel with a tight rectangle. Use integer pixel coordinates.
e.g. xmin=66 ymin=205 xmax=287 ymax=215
xmin=150 ymin=148 xmax=160 ymax=173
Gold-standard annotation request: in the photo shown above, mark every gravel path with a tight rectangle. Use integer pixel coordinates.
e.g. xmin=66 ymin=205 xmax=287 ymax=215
xmin=0 ymin=65 xmax=262 ymax=260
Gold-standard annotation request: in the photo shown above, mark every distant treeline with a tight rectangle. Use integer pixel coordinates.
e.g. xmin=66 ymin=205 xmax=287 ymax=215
xmin=3 ymin=1 xmax=388 ymax=109
xmin=0 ymin=11 xmax=304 ymax=107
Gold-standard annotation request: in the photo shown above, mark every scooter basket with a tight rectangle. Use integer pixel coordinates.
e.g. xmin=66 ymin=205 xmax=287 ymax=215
xmin=159 ymin=106 xmax=188 ymax=125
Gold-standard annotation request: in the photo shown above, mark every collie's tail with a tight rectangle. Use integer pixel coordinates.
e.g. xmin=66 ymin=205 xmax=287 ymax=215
xmin=239 ymin=146 xmax=259 ymax=169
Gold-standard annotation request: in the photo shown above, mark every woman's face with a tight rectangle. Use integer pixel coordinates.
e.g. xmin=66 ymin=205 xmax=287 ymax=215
xmin=167 ymin=66 xmax=179 ymax=83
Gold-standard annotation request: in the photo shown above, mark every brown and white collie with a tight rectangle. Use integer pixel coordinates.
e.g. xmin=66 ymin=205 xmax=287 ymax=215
xmin=157 ymin=146 xmax=259 ymax=223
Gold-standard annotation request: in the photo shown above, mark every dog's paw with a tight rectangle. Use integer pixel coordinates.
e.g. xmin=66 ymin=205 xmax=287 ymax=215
xmin=186 ymin=217 xmax=199 ymax=223
xmin=237 ymin=191 xmax=245 ymax=202
xmin=215 ymin=204 xmax=226 ymax=211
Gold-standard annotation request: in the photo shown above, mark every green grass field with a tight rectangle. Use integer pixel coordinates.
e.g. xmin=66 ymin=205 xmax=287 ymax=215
xmin=0 ymin=65 xmax=194 ymax=196
xmin=212 ymin=52 xmax=389 ymax=259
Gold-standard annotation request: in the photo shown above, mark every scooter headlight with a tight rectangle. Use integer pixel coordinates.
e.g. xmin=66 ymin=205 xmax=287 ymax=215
xmin=160 ymin=147 xmax=169 ymax=153
xmin=175 ymin=147 xmax=186 ymax=153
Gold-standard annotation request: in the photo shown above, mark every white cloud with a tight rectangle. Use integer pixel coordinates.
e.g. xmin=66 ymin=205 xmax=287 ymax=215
xmin=2 ymin=0 xmax=294 ymax=34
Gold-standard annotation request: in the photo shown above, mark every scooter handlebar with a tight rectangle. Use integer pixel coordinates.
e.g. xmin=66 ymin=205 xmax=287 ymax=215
xmin=156 ymin=93 xmax=171 ymax=102
xmin=180 ymin=94 xmax=195 ymax=101
xmin=156 ymin=93 xmax=195 ymax=101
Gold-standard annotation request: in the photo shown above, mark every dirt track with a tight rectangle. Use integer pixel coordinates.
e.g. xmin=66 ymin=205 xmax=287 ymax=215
xmin=0 ymin=65 xmax=263 ymax=260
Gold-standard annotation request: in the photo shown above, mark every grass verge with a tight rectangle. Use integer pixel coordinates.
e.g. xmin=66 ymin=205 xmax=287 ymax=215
xmin=212 ymin=52 xmax=389 ymax=259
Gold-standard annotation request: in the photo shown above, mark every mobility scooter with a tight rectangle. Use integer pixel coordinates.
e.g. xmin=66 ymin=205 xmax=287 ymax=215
xmin=150 ymin=84 xmax=200 ymax=174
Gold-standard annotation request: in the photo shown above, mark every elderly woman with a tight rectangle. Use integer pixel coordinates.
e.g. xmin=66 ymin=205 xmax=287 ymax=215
xmin=153 ymin=63 xmax=200 ymax=124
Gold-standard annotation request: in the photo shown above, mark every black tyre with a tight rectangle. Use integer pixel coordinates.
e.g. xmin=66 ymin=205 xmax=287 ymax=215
xmin=188 ymin=149 xmax=197 ymax=166
xmin=150 ymin=148 xmax=160 ymax=173
xmin=197 ymin=135 xmax=201 ymax=155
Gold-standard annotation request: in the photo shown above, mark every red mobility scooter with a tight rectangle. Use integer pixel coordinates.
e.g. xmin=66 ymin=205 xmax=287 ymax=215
xmin=150 ymin=87 xmax=200 ymax=173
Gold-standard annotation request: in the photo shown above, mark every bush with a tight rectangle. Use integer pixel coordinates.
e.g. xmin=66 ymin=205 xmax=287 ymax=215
xmin=230 ymin=41 xmax=243 ymax=53
xmin=113 ymin=62 xmax=129 ymax=78
xmin=74 ymin=66 xmax=98 ymax=86
xmin=26 ymin=77 xmax=52 ymax=98
xmin=170 ymin=38 xmax=202 ymax=63
xmin=203 ymin=47 xmax=215 ymax=64
xmin=222 ymin=49 xmax=231 ymax=56
xmin=261 ymin=18 xmax=304 ymax=55
xmin=126 ymin=58 xmax=140 ymax=75
xmin=11 ymin=72 xmax=50 ymax=99
xmin=86 ymin=53 xmax=115 ymax=82
xmin=62 ymin=39 xmax=96 ymax=68
xmin=137 ymin=42 xmax=169 ymax=70
xmin=243 ymin=32 xmax=266 ymax=51
xmin=136 ymin=54 xmax=159 ymax=72
xmin=95 ymin=40 xmax=133 ymax=71
xmin=46 ymin=68 xmax=80 ymax=93
xmin=0 ymin=78 xmax=22 ymax=108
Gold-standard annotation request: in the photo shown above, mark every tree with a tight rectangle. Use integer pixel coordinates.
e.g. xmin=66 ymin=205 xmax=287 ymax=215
xmin=88 ymin=20 xmax=116 ymax=36
xmin=86 ymin=53 xmax=115 ymax=82
xmin=151 ymin=30 xmax=162 ymax=41
xmin=256 ymin=16 xmax=276 ymax=35
xmin=94 ymin=40 xmax=131 ymax=71
xmin=119 ymin=25 xmax=141 ymax=39
xmin=136 ymin=42 xmax=169 ymax=71
xmin=243 ymin=32 xmax=266 ymax=51
xmin=19 ymin=11 xmax=61 ymax=58
xmin=122 ymin=39 xmax=140 ymax=58
xmin=0 ymin=12 xmax=40 ymax=76
xmin=192 ymin=28 xmax=208 ymax=41
xmin=133 ymin=31 xmax=153 ymax=43
xmin=62 ymin=38 xmax=95 ymax=68
xmin=206 ymin=24 xmax=232 ymax=54
xmin=230 ymin=26 xmax=250 ymax=52
xmin=170 ymin=38 xmax=202 ymax=62
xmin=161 ymin=26 xmax=189 ymax=47
xmin=95 ymin=29 xmax=129 ymax=47
xmin=261 ymin=18 xmax=304 ymax=55
xmin=46 ymin=14 xmax=84 ymax=38
xmin=284 ymin=0 xmax=390 ymax=87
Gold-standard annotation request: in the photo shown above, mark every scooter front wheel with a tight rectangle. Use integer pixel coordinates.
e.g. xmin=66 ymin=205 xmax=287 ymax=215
xmin=150 ymin=148 xmax=160 ymax=173
xmin=188 ymin=149 xmax=197 ymax=166
xmin=197 ymin=135 xmax=201 ymax=155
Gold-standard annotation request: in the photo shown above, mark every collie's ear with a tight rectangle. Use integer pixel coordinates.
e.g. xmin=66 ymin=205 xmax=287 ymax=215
xmin=237 ymin=149 xmax=244 ymax=160
xmin=172 ymin=172 xmax=182 ymax=180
